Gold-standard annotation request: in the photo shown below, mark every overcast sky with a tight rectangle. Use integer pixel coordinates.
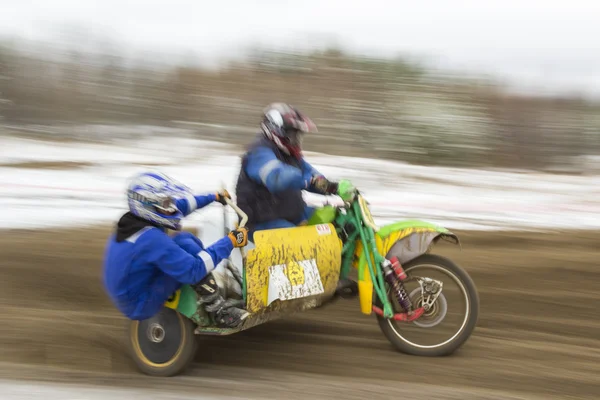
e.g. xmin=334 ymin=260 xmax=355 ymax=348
xmin=1 ymin=0 xmax=599 ymax=96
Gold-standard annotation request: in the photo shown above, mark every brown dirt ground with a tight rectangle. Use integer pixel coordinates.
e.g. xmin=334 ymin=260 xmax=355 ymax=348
xmin=0 ymin=227 xmax=598 ymax=399
xmin=0 ymin=161 xmax=95 ymax=169
xmin=0 ymin=161 xmax=176 ymax=169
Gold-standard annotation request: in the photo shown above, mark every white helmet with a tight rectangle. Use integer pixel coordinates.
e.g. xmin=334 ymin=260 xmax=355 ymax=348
xmin=260 ymin=102 xmax=317 ymax=159
xmin=126 ymin=171 xmax=192 ymax=230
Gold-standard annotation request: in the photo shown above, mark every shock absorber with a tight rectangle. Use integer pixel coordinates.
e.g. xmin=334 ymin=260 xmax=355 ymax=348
xmin=381 ymin=256 xmax=412 ymax=312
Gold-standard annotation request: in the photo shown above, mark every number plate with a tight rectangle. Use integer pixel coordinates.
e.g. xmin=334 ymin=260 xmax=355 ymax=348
xmin=358 ymin=195 xmax=378 ymax=230
xmin=267 ymin=259 xmax=325 ymax=305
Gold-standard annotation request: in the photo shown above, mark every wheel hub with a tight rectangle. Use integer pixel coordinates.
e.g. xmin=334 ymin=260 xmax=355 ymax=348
xmin=147 ymin=323 xmax=166 ymax=343
xmin=416 ymin=297 xmax=439 ymax=317
xmin=409 ymin=288 xmax=448 ymax=328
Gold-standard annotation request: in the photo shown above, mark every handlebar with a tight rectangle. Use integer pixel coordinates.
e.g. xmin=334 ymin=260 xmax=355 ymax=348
xmin=219 ymin=180 xmax=356 ymax=231
xmin=223 ymin=196 xmax=248 ymax=229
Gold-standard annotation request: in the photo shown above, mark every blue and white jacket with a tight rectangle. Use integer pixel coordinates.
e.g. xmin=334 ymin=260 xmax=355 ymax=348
xmin=102 ymin=194 xmax=232 ymax=320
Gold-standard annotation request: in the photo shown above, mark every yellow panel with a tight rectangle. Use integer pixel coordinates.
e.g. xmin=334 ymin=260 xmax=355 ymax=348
xmin=245 ymin=223 xmax=342 ymax=313
xmin=358 ymin=275 xmax=373 ymax=314
xmin=379 ymin=227 xmax=438 ymax=255
xmin=355 ymin=236 xmax=381 ymax=315
xmin=164 ymin=289 xmax=181 ymax=310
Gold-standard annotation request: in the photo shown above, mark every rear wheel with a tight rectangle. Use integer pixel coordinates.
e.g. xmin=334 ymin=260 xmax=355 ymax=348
xmin=376 ymin=254 xmax=479 ymax=356
xmin=128 ymin=306 xmax=198 ymax=376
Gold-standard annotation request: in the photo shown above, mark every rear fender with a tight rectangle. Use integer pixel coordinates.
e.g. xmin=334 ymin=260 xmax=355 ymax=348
xmin=355 ymin=220 xmax=460 ymax=315
xmin=379 ymin=220 xmax=460 ymax=264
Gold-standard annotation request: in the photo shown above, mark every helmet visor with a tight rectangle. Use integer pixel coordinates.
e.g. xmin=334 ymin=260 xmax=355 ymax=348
xmin=153 ymin=193 xmax=179 ymax=216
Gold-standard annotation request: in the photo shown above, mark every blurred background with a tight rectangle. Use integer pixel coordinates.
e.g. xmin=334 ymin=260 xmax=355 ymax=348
xmin=1 ymin=1 xmax=599 ymax=399
xmin=1 ymin=1 xmax=600 ymax=172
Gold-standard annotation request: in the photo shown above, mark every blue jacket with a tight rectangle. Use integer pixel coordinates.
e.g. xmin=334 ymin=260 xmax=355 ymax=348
xmin=102 ymin=194 xmax=233 ymax=320
xmin=235 ymin=135 xmax=325 ymax=227
xmin=245 ymin=144 xmax=321 ymax=193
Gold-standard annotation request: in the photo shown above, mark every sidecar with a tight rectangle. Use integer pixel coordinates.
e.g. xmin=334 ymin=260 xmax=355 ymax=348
xmin=128 ymin=211 xmax=343 ymax=377
xmin=126 ymin=197 xmax=471 ymax=377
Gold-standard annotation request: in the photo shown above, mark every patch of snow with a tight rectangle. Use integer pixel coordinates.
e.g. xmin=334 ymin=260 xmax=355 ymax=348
xmin=1 ymin=136 xmax=599 ymax=232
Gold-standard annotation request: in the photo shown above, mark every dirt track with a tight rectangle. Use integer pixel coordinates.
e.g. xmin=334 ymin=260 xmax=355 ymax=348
xmin=0 ymin=226 xmax=599 ymax=399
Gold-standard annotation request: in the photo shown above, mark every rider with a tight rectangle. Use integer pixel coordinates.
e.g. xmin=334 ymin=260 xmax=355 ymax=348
xmin=235 ymin=102 xmax=340 ymax=238
xmin=103 ymin=171 xmax=249 ymax=328
xmin=235 ymin=103 xmax=357 ymax=297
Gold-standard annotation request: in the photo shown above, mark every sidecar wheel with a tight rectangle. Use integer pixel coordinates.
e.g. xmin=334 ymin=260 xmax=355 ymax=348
xmin=128 ymin=307 xmax=198 ymax=376
xmin=375 ymin=254 xmax=479 ymax=357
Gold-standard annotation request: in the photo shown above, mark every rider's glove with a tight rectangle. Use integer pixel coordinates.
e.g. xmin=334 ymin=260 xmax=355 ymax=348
xmin=228 ymin=227 xmax=249 ymax=248
xmin=336 ymin=179 xmax=357 ymax=202
xmin=310 ymin=175 xmax=339 ymax=195
xmin=215 ymin=189 xmax=231 ymax=205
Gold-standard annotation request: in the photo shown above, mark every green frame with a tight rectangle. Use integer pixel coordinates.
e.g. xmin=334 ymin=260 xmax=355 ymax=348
xmin=306 ymin=194 xmax=394 ymax=316
xmin=306 ymin=186 xmax=456 ymax=318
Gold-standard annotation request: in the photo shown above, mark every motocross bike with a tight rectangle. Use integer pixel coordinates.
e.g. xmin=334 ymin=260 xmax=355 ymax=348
xmin=127 ymin=180 xmax=479 ymax=376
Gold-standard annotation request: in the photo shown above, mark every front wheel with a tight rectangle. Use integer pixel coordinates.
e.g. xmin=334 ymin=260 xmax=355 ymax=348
xmin=376 ymin=254 xmax=479 ymax=356
xmin=128 ymin=307 xmax=198 ymax=376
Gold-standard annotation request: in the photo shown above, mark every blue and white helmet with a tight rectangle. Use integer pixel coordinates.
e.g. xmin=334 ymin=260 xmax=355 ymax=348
xmin=126 ymin=171 xmax=192 ymax=230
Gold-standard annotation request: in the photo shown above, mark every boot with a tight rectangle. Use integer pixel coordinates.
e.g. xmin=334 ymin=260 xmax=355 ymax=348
xmin=194 ymin=274 xmax=249 ymax=328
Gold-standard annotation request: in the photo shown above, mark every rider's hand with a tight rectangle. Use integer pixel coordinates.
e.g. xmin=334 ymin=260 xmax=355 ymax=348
xmin=311 ymin=175 xmax=339 ymax=195
xmin=228 ymin=227 xmax=248 ymax=248
xmin=215 ymin=189 xmax=231 ymax=205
